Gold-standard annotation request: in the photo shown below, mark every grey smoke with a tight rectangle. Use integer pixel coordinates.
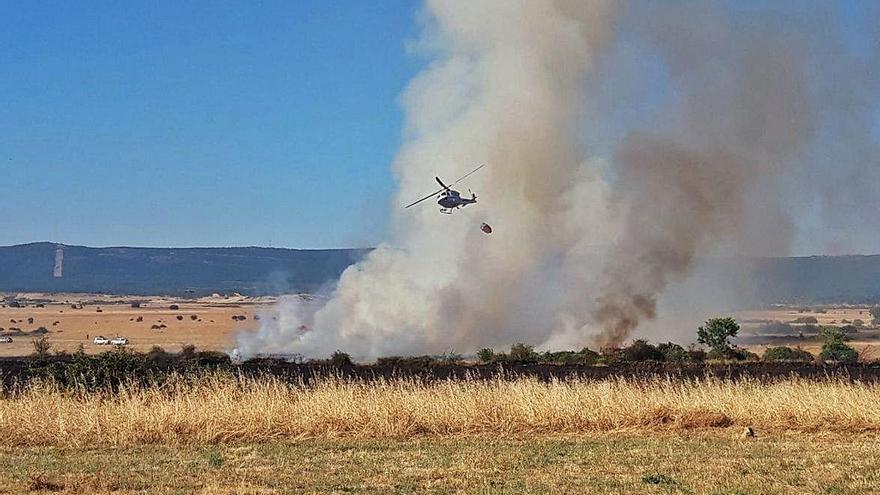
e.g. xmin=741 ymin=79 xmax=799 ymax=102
xmin=237 ymin=1 xmax=880 ymax=359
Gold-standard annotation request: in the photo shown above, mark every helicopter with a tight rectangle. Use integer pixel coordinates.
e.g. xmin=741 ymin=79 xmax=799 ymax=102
xmin=404 ymin=164 xmax=485 ymax=214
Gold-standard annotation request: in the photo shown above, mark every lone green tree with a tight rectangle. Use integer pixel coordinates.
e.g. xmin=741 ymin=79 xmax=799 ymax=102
xmin=697 ymin=317 xmax=740 ymax=357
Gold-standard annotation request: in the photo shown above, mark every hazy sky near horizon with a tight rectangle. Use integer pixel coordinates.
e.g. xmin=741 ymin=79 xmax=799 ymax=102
xmin=1 ymin=1 xmax=878 ymax=255
xmin=1 ymin=1 xmax=420 ymax=249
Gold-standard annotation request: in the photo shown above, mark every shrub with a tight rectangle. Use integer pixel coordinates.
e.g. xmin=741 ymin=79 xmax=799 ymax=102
xmin=169 ymin=304 xmax=179 ymax=310
xmin=477 ymin=348 xmax=495 ymax=363
xmin=190 ymin=315 xmax=198 ymax=321
xmin=706 ymin=349 xmax=728 ymax=361
xmin=600 ymin=347 xmax=623 ymax=365
xmin=622 ymin=339 xmax=664 ymax=362
xmin=131 ymin=302 xmax=141 ymax=308
xmin=762 ymin=346 xmax=814 ymax=362
xmin=538 ymin=348 xmax=601 ymax=365
xmin=27 ymin=317 xmax=34 ymax=324
xmin=819 ymin=327 xmax=858 ymax=363
xmin=853 ymin=319 xmax=865 ymax=327
xmin=508 ymin=343 xmax=536 ymax=363
xmin=577 ymin=347 xmax=601 ymax=365
xmin=437 ymin=351 xmax=462 ymax=364
xmin=32 ymin=336 xmax=51 ymax=360
xmin=147 ymin=345 xmax=168 ymax=361
xmin=820 ymin=327 xmax=849 ymax=345
xmin=657 ymin=342 xmax=689 ymax=362
xmin=180 ymin=344 xmax=197 ymax=359
xmin=375 ymin=356 xmax=437 ymax=367
xmin=136 ymin=316 xmax=143 ymax=322
xmin=819 ymin=343 xmax=858 ymax=363
xmin=176 ymin=315 xmax=184 ymax=321
xmin=839 ymin=324 xmax=859 ymax=334
xmin=330 ymin=351 xmax=353 ymax=367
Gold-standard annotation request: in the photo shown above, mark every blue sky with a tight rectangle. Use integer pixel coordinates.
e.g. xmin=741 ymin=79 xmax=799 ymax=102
xmin=0 ymin=1 xmax=421 ymax=248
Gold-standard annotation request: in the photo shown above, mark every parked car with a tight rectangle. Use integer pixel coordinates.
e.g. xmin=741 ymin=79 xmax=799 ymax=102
xmin=93 ymin=336 xmax=110 ymax=345
xmin=110 ymin=337 xmax=129 ymax=346
xmin=0 ymin=336 xmax=12 ymax=343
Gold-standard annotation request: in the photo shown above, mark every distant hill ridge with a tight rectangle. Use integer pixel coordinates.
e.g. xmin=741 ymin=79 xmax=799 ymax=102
xmin=2 ymin=242 xmax=880 ymax=303
xmin=0 ymin=242 xmax=369 ymax=296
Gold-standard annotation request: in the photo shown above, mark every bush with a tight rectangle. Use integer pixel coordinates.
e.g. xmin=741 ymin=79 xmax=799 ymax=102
xmin=190 ymin=315 xmax=198 ymax=321
xmin=818 ymin=327 xmax=858 ymax=363
xmin=375 ymin=356 xmax=437 ymax=367
xmin=820 ymin=327 xmax=849 ymax=345
xmin=853 ymin=319 xmax=865 ymax=327
xmin=839 ymin=324 xmax=859 ymax=335
xmin=32 ymin=336 xmax=51 ymax=360
xmin=169 ymin=304 xmax=179 ymax=310
xmin=537 ymin=348 xmax=601 ymax=365
xmin=437 ymin=351 xmax=462 ymax=364
xmin=131 ymin=302 xmax=141 ymax=308
xmin=657 ymin=342 xmax=689 ymax=362
xmin=819 ymin=343 xmax=858 ymax=363
xmin=477 ymin=348 xmax=495 ymax=363
xmin=176 ymin=315 xmax=184 ymax=321
xmin=706 ymin=349 xmax=728 ymax=361
xmin=330 ymin=351 xmax=353 ymax=367
xmin=622 ymin=339 xmax=664 ymax=362
xmin=600 ymin=347 xmax=623 ymax=365
xmin=147 ymin=345 xmax=168 ymax=361
xmin=762 ymin=346 xmax=814 ymax=362
xmin=508 ymin=343 xmax=536 ymax=363
xmin=180 ymin=344 xmax=197 ymax=359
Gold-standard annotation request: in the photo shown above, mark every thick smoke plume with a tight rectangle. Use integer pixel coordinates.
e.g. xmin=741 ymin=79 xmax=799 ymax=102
xmin=238 ymin=1 xmax=880 ymax=359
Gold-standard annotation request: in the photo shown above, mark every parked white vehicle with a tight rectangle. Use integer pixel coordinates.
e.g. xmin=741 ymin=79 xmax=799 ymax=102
xmin=110 ymin=337 xmax=129 ymax=346
xmin=0 ymin=336 xmax=12 ymax=343
xmin=93 ymin=336 xmax=110 ymax=345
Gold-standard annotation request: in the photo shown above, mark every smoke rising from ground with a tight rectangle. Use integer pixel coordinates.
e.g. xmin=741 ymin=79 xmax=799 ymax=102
xmin=238 ymin=1 xmax=880 ymax=359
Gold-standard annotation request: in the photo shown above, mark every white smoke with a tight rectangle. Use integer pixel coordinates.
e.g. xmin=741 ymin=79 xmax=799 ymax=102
xmin=237 ymin=0 xmax=617 ymax=359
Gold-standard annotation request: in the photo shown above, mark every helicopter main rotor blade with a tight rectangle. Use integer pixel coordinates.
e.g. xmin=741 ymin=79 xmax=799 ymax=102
xmin=435 ymin=177 xmax=450 ymax=191
xmin=449 ymin=163 xmax=485 ymax=186
xmin=404 ymin=187 xmax=445 ymax=208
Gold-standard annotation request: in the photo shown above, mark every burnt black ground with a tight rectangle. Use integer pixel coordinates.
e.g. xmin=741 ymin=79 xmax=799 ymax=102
xmin=2 ymin=355 xmax=879 ymax=393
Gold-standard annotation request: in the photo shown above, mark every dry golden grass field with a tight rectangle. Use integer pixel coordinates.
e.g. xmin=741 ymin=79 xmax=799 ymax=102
xmin=0 ymin=293 xmax=266 ymax=357
xmin=1 ymin=375 xmax=879 ymax=494
xmin=3 ymin=297 xmax=880 ymax=492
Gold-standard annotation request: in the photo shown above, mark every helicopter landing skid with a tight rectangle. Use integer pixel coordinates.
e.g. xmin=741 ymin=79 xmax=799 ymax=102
xmin=439 ymin=208 xmax=454 ymax=214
